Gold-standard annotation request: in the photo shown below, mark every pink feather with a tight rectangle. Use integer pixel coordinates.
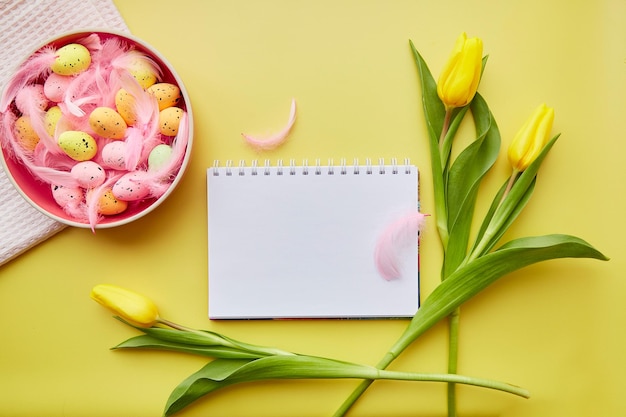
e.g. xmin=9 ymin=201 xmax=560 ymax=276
xmin=142 ymin=111 xmax=189 ymax=198
xmin=241 ymin=98 xmax=296 ymax=151
xmin=0 ymin=46 xmax=56 ymax=111
xmin=14 ymin=85 xmax=62 ymax=154
xmin=374 ymin=211 xmax=428 ymax=281
xmin=86 ymin=172 xmax=124 ymax=232
xmin=118 ymin=72 xmax=160 ymax=170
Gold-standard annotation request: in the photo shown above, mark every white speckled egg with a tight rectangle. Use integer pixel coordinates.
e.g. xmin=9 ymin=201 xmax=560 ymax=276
xmin=114 ymin=88 xmax=137 ymax=126
xmin=70 ymin=161 xmax=106 ymax=188
xmin=14 ymin=116 xmax=39 ymax=151
xmin=43 ymin=72 xmax=73 ymax=102
xmin=158 ymin=107 xmax=183 ymax=136
xmin=44 ymin=106 xmax=62 ymax=137
xmin=90 ymin=188 xmax=128 ymax=215
xmin=51 ymin=43 xmax=91 ymax=76
xmin=112 ymin=171 xmax=152 ymax=201
xmin=51 ymin=184 xmax=84 ymax=206
xmin=58 ymin=131 xmax=97 ymax=161
xmin=89 ymin=107 xmax=127 ymax=139
xmin=101 ymin=141 xmax=127 ymax=170
xmin=147 ymin=83 xmax=181 ymax=111
xmin=147 ymin=144 xmax=172 ymax=171
xmin=15 ymin=84 xmax=48 ymax=114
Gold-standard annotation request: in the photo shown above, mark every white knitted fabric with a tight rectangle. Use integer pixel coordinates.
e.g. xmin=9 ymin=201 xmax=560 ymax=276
xmin=0 ymin=0 xmax=129 ymax=266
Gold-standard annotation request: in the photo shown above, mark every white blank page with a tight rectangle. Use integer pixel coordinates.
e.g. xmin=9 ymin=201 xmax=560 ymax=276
xmin=207 ymin=162 xmax=419 ymax=319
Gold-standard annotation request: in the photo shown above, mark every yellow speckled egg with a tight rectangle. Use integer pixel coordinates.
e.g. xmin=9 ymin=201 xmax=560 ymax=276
xmin=44 ymin=106 xmax=62 ymax=137
xmin=127 ymin=55 xmax=159 ymax=89
xmin=89 ymin=107 xmax=127 ymax=139
xmin=91 ymin=188 xmax=128 ymax=215
xmin=147 ymin=83 xmax=181 ymax=111
xmin=114 ymin=89 xmax=137 ymax=126
xmin=51 ymin=43 xmax=91 ymax=76
xmin=58 ymin=131 xmax=97 ymax=161
xmin=158 ymin=107 xmax=183 ymax=136
xmin=14 ymin=116 xmax=39 ymax=151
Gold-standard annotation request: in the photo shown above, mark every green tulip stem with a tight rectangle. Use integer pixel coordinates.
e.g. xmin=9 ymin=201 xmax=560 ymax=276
xmin=438 ymin=108 xmax=453 ymax=152
xmin=447 ymin=307 xmax=460 ymax=417
xmin=499 ymin=170 xmax=519 ymax=206
xmin=157 ymin=318 xmax=190 ymax=332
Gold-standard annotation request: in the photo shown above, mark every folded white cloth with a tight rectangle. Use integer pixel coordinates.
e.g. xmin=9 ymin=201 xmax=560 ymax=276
xmin=0 ymin=0 xmax=129 ymax=266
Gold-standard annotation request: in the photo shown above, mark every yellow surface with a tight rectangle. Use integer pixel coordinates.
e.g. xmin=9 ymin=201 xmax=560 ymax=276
xmin=1 ymin=1 xmax=624 ymax=416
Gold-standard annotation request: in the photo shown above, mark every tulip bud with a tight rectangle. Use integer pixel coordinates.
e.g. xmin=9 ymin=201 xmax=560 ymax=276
xmin=91 ymin=284 xmax=160 ymax=327
xmin=507 ymin=103 xmax=555 ymax=172
xmin=437 ymin=33 xmax=483 ymax=110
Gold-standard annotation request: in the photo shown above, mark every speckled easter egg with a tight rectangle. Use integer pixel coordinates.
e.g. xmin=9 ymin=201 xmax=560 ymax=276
xmin=114 ymin=88 xmax=137 ymax=126
xmin=51 ymin=43 xmax=91 ymax=75
xmin=147 ymin=83 xmax=181 ymax=111
xmin=70 ymin=161 xmax=106 ymax=188
xmin=51 ymin=184 xmax=84 ymax=206
xmin=44 ymin=106 xmax=62 ymax=137
xmin=58 ymin=130 xmax=97 ymax=161
xmin=101 ymin=141 xmax=127 ymax=170
xmin=158 ymin=107 xmax=183 ymax=136
xmin=43 ymin=72 xmax=73 ymax=102
xmin=14 ymin=116 xmax=39 ymax=151
xmin=148 ymin=144 xmax=172 ymax=171
xmin=127 ymin=55 xmax=159 ymax=89
xmin=93 ymin=188 xmax=128 ymax=215
xmin=89 ymin=107 xmax=127 ymax=139
xmin=112 ymin=171 xmax=152 ymax=201
xmin=15 ymin=84 xmax=48 ymax=114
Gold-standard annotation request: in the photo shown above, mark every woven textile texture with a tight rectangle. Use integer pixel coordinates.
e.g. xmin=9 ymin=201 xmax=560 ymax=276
xmin=0 ymin=0 xmax=129 ymax=266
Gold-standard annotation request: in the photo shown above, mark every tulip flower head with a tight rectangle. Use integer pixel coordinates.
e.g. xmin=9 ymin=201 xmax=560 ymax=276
xmin=507 ymin=103 xmax=555 ymax=172
xmin=90 ymin=284 xmax=160 ymax=327
xmin=437 ymin=33 xmax=483 ymax=110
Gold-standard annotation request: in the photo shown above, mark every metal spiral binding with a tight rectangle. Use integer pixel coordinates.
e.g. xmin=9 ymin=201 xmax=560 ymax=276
xmin=211 ymin=158 xmax=413 ymax=176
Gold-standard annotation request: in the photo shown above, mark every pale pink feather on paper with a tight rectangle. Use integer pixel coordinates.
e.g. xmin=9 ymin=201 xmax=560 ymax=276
xmin=241 ymin=98 xmax=296 ymax=151
xmin=374 ymin=211 xmax=427 ymax=281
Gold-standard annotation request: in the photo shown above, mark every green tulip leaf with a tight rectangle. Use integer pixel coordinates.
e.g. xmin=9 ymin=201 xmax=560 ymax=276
xmin=470 ymin=134 xmax=560 ymax=258
xmin=392 ymin=234 xmax=607 ymax=355
xmin=443 ymin=93 xmax=501 ymax=277
xmin=113 ymin=335 xmax=263 ymax=359
xmin=410 ymin=40 xmax=448 ymax=243
xmin=164 ymin=355 xmax=530 ymax=416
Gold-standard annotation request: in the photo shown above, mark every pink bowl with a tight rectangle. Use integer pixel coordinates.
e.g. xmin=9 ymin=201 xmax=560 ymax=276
xmin=0 ymin=30 xmax=193 ymax=228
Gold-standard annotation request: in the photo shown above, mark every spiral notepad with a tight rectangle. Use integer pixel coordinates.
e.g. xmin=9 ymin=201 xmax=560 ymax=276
xmin=207 ymin=158 xmax=419 ymax=319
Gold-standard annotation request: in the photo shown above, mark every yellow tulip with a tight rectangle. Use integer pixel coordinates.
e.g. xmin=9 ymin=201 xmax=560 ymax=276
xmin=507 ymin=103 xmax=555 ymax=172
xmin=90 ymin=284 xmax=160 ymax=327
xmin=437 ymin=33 xmax=483 ymax=109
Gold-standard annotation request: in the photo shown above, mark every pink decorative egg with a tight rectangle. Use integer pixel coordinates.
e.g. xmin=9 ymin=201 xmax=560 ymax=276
xmin=101 ymin=141 xmax=127 ymax=170
xmin=112 ymin=171 xmax=152 ymax=201
xmin=51 ymin=184 xmax=84 ymax=206
xmin=43 ymin=73 xmax=73 ymax=102
xmin=70 ymin=161 xmax=106 ymax=188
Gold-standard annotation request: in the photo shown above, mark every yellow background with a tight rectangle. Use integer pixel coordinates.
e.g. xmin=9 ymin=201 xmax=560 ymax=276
xmin=1 ymin=1 xmax=624 ymax=416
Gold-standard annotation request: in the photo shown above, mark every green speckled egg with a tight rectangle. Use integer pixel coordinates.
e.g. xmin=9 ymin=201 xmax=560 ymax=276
xmin=148 ymin=144 xmax=173 ymax=171
xmin=58 ymin=131 xmax=97 ymax=161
